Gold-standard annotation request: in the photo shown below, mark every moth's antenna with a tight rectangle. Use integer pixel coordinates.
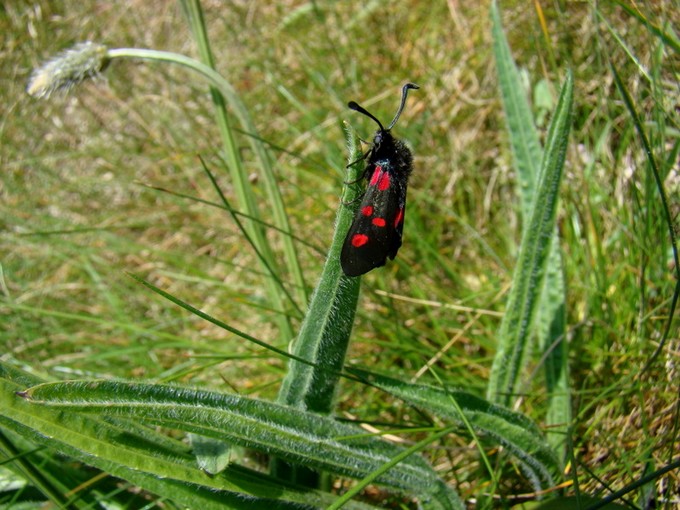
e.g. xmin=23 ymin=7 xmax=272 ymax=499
xmin=348 ymin=101 xmax=384 ymax=132
xmin=387 ymin=83 xmax=419 ymax=130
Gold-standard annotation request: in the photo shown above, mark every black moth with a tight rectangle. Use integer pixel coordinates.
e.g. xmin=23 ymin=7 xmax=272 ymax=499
xmin=340 ymin=83 xmax=419 ymax=277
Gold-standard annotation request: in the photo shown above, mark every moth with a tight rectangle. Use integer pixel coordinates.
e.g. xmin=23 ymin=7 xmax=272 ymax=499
xmin=341 ymin=83 xmax=419 ymax=277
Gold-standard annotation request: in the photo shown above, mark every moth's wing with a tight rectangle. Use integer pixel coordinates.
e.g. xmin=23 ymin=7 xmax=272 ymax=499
xmin=340 ymin=164 xmax=407 ymax=277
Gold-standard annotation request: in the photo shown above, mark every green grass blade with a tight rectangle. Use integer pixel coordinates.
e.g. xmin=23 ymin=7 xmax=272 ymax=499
xmin=539 ymin=240 xmax=570 ymax=454
xmin=128 ymin=273 xmax=315 ymax=367
xmin=490 ymin=3 xmax=571 ymax=450
xmin=581 ymin=457 xmax=680 ymax=510
xmin=328 ymin=425 xmax=464 ymax=510
xmin=487 ymin=70 xmax=574 ymax=406
xmin=139 ymin=181 xmax=325 ymax=255
xmin=490 ymin=0 xmax=541 ymax=216
xmin=0 ymin=429 xmax=78 ymax=509
xmin=0 ymin=362 xmax=372 ymax=509
xmin=612 ymin=0 xmax=680 ymax=53
xmin=19 ymin=378 xmax=447 ymax=502
xmin=531 ymin=495 xmax=628 ymax=510
xmin=199 ymin=156 xmax=303 ymax=317
xmin=275 ymin=126 xmax=362 ymax=415
xmin=350 ymin=368 xmax=560 ymax=490
xmin=181 ymin=0 xmax=308 ymax=311
xmin=609 ymin=62 xmax=680 ymax=371
xmin=272 ymin=126 xmax=361 ymax=486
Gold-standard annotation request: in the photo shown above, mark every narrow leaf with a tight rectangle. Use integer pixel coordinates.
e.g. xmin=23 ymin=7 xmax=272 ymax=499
xmin=612 ymin=0 xmax=680 ymax=54
xmin=0 ymin=363 xmax=367 ymax=509
xmin=276 ymin=126 xmax=363 ymax=415
xmin=487 ymin=70 xmax=574 ymax=406
xmin=182 ymin=0 xmax=308 ymax=323
xmin=20 ymin=379 xmax=447 ymax=501
xmin=350 ymin=368 xmax=560 ymax=490
xmin=532 ymin=495 xmax=628 ymax=510
xmin=490 ymin=1 xmax=571 ymax=453
xmin=490 ymin=0 xmax=542 ymax=217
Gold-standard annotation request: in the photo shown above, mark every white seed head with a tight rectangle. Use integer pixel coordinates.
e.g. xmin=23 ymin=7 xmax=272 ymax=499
xmin=27 ymin=42 xmax=109 ymax=99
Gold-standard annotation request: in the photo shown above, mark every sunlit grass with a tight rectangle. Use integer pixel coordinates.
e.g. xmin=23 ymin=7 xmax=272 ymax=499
xmin=1 ymin=0 xmax=678 ymax=507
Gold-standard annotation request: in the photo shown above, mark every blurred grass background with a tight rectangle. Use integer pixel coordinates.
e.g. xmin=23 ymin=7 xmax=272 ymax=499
xmin=1 ymin=0 xmax=678 ymax=502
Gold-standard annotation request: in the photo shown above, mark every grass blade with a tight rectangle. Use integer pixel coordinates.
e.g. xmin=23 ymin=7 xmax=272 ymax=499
xmin=612 ymin=0 xmax=680 ymax=53
xmin=275 ymin=126 xmax=363 ymax=415
xmin=19 ymin=378 xmax=448 ymax=502
xmin=609 ymin=62 xmax=680 ymax=372
xmin=199 ymin=156 xmax=303 ymax=317
xmin=487 ymin=70 xmax=574 ymax=406
xmin=271 ymin=126 xmax=363 ymax=486
xmin=490 ymin=1 xmax=541 ymax=215
xmin=350 ymin=368 xmax=560 ymax=490
xmin=490 ymin=2 xmax=571 ymax=453
xmin=181 ymin=0 xmax=309 ymax=314
xmin=1 ymin=362 xmax=349 ymax=509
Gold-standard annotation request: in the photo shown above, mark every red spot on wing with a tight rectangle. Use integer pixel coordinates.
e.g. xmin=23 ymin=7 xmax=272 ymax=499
xmin=372 ymin=218 xmax=386 ymax=227
xmin=369 ymin=166 xmax=383 ymax=186
xmin=377 ymin=172 xmax=390 ymax=191
xmin=394 ymin=208 xmax=404 ymax=228
xmin=361 ymin=205 xmax=374 ymax=216
xmin=351 ymin=234 xmax=369 ymax=247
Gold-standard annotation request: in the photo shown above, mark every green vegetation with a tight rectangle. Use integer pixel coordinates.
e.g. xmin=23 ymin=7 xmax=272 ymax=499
xmin=1 ymin=1 xmax=677 ymax=508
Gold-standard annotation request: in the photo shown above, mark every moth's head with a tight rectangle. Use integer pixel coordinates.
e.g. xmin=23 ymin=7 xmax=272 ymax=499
xmin=347 ymin=82 xmax=419 ymax=144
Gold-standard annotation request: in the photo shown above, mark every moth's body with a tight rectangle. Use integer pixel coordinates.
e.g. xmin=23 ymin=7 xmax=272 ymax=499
xmin=340 ymin=135 xmax=413 ymax=276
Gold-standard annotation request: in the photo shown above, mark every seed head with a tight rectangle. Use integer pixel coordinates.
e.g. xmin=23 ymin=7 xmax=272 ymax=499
xmin=27 ymin=42 xmax=109 ymax=99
